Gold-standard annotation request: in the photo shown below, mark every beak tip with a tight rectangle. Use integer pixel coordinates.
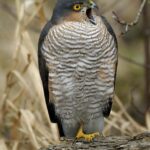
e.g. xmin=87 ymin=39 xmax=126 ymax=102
xmin=89 ymin=0 xmax=98 ymax=9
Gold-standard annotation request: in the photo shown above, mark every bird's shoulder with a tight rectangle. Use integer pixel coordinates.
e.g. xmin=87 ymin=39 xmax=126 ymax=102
xmin=98 ymin=15 xmax=118 ymax=49
xmin=38 ymin=20 xmax=54 ymax=51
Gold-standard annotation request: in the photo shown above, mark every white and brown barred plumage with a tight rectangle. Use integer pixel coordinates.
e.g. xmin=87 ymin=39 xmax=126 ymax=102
xmin=38 ymin=0 xmax=118 ymax=138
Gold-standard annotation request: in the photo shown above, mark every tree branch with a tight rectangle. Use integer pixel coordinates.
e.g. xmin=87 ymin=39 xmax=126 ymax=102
xmin=112 ymin=0 xmax=147 ymax=34
xmin=40 ymin=132 xmax=150 ymax=150
xmin=119 ymin=54 xmax=150 ymax=69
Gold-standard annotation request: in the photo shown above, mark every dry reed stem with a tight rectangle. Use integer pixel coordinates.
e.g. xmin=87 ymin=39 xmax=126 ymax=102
xmin=104 ymin=94 xmax=148 ymax=136
xmin=114 ymin=95 xmax=147 ymax=132
xmin=0 ymin=1 xmax=59 ymax=149
xmin=0 ymin=140 xmax=8 ymax=150
xmin=20 ymin=110 xmax=39 ymax=149
xmin=146 ymin=111 xmax=150 ymax=130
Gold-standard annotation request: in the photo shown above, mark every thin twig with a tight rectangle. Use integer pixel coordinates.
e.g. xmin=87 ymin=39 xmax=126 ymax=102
xmin=119 ymin=54 xmax=150 ymax=69
xmin=22 ymin=54 xmax=32 ymax=74
xmin=23 ymin=0 xmax=46 ymax=30
xmin=114 ymin=95 xmax=147 ymax=132
xmin=112 ymin=0 xmax=147 ymax=34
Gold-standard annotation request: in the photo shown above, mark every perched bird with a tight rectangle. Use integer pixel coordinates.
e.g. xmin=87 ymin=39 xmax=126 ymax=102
xmin=38 ymin=0 xmax=118 ymax=141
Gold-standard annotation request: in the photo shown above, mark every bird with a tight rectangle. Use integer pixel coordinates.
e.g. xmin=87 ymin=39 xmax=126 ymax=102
xmin=38 ymin=0 xmax=118 ymax=141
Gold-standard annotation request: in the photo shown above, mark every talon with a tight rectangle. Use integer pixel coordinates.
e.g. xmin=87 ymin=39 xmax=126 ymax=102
xmin=76 ymin=126 xmax=100 ymax=142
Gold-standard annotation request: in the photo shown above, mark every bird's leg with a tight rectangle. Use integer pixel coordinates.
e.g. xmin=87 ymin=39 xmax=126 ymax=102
xmin=76 ymin=126 xmax=100 ymax=142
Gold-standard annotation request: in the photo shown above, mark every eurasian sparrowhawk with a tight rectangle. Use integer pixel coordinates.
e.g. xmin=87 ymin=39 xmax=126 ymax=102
xmin=38 ymin=0 xmax=118 ymax=141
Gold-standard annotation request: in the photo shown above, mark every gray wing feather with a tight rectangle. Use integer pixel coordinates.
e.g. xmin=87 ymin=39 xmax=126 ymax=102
xmin=101 ymin=16 xmax=118 ymax=117
xmin=38 ymin=21 xmax=64 ymax=136
xmin=101 ymin=16 xmax=118 ymax=49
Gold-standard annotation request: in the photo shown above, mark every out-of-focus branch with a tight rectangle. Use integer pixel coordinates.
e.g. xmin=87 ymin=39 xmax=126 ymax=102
xmin=112 ymin=0 xmax=147 ymax=34
xmin=0 ymin=1 xmax=17 ymax=19
xmin=143 ymin=0 xmax=150 ymax=111
xmin=41 ymin=132 xmax=150 ymax=150
xmin=119 ymin=54 xmax=150 ymax=69
xmin=23 ymin=0 xmax=46 ymax=30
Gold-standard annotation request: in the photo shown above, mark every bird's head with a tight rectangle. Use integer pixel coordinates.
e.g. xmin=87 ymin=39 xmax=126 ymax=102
xmin=51 ymin=0 xmax=98 ymax=25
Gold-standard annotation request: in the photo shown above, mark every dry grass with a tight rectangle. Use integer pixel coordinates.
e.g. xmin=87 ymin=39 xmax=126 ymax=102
xmin=104 ymin=95 xmax=149 ymax=136
xmin=0 ymin=1 xmax=59 ymax=149
xmin=0 ymin=0 xmax=149 ymax=150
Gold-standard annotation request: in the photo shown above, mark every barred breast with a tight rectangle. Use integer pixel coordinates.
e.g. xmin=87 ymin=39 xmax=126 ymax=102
xmin=42 ymin=16 xmax=117 ymax=124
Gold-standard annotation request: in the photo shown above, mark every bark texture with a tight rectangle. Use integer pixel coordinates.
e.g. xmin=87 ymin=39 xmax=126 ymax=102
xmin=40 ymin=132 xmax=150 ymax=150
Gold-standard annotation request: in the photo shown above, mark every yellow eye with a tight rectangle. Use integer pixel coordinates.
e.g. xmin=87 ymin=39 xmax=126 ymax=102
xmin=73 ymin=4 xmax=82 ymax=11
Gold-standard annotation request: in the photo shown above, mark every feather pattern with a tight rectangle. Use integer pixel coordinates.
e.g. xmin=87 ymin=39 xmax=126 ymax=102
xmin=41 ymin=16 xmax=117 ymax=125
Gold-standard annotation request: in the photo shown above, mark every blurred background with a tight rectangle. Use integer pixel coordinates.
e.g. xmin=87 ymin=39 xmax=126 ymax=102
xmin=0 ymin=0 xmax=149 ymax=149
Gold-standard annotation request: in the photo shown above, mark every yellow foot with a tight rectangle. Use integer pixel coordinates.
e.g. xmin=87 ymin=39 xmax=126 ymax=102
xmin=76 ymin=126 xmax=100 ymax=142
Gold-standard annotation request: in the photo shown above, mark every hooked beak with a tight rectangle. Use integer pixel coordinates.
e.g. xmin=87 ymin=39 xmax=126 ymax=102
xmin=86 ymin=0 xmax=98 ymax=25
xmin=88 ymin=0 xmax=98 ymax=9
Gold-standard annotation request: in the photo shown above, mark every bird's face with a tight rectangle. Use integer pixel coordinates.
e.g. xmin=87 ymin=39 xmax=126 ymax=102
xmin=51 ymin=0 xmax=98 ymax=25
